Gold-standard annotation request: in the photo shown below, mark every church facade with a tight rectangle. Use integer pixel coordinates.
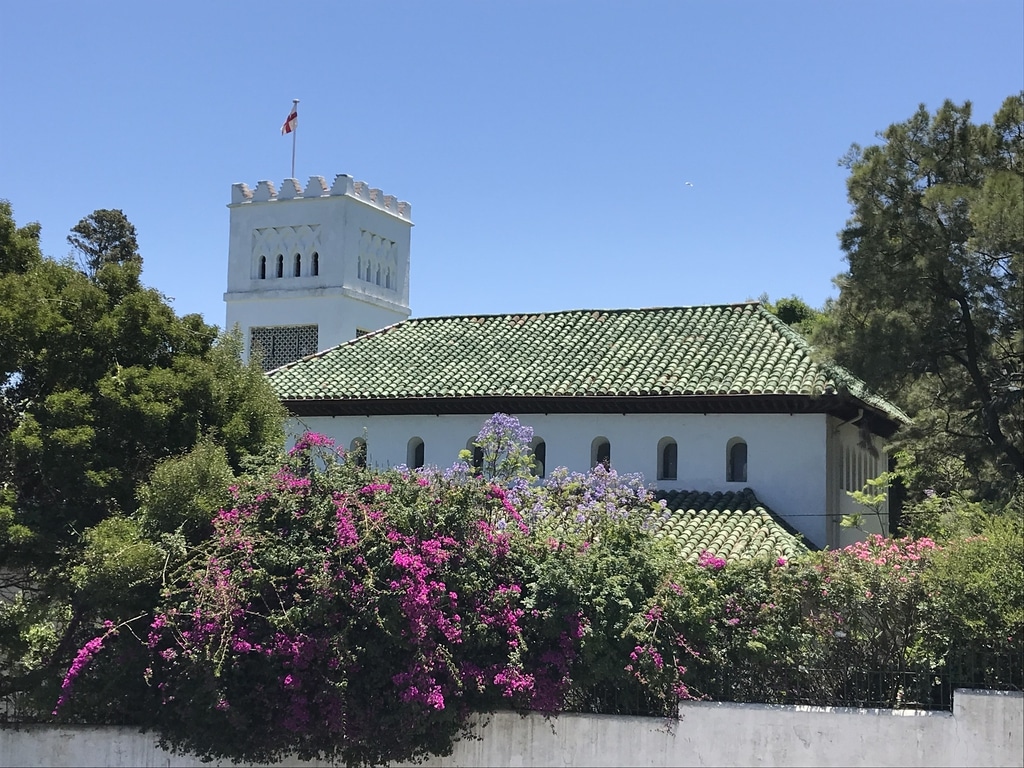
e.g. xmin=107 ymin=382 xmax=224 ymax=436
xmin=225 ymin=173 xmax=905 ymax=552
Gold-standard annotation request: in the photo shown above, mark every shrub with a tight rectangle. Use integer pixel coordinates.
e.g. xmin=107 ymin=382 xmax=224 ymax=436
xmin=50 ymin=415 xmax=1024 ymax=764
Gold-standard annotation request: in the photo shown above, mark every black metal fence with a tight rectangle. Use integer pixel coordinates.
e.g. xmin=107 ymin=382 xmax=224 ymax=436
xmin=3 ymin=653 xmax=1020 ymax=723
xmin=699 ymin=665 xmax=955 ymax=710
xmin=0 ymin=692 xmax=40 ymax=725
xmin=567 ymin=652 xmax=1022 ymax=717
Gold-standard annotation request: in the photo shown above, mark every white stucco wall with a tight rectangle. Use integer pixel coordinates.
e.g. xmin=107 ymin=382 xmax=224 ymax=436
xmin=4 ymin=690 xmax=1020 ymax=768
xmin=291 ymin=411 xmax=831 ymax=547
xmin=226 ymin=291 xmax=405 ymax=360
xmin=826 ymin=416 xmax=890 ymax=548
xmin=224 ymin=175 xmax=412 ymax=359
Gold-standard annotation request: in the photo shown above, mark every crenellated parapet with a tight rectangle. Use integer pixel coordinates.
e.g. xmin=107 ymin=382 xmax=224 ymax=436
xmin=231 ymin=174 xmax=412 ymax=221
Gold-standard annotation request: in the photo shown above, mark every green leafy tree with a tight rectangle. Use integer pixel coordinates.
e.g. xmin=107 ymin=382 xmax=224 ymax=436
xmin=136 ymin=438 xmax=236 ymax=542
xmin=816 ymin=94 xmax=1024 ymax=500
xmin=921 ymin=503 xmax=1024 ymax=676
xmin=0 ymin=200 xmax=42 ymax=275
xmin=66 ymin=209 xmax=140 ymax=276
xmin=0 ymin=202 xmax=285 ymax=702
xmin=842 ymin=472 xmax=894 ymax=532
xmin=758 ymin=294 xmax=825 ymax=339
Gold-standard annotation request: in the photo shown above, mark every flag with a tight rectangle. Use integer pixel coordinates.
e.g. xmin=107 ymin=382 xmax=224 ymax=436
xmin=281 ymin=104 xmax=298 ymax=135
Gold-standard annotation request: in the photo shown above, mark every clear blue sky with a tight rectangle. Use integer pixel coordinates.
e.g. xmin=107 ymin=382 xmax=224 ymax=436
xmin=3 ymin=1 xmax=1022 ymax=329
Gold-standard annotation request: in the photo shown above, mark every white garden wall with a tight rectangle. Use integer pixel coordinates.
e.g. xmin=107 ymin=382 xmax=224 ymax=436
xmin=3 ymin=690 xmax=1020 ymax=767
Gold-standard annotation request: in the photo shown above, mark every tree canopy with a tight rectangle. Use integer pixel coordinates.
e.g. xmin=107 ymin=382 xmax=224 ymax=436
xmin=758 ymin=293 xmax=824 ymax=339
xmin=66 ymin=209 xmax=141 ymax=276
xmin=0 ymin=200 xmax=285 ymax=701
xmin=815 ymin=94 xmax=1023 ymax=500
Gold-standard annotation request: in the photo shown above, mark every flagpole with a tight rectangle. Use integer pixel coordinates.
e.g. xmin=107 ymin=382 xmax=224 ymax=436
xmin=290 ymin=98 xmax=299 ymax=179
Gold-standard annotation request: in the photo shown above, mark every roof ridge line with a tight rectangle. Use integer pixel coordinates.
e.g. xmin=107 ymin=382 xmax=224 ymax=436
xmin=402 ymin=301 xmax=762 ymax=324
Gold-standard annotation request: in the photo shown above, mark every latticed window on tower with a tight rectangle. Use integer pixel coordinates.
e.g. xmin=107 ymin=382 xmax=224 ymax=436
xmin=250 ymin=324 xmax=319 ymax=371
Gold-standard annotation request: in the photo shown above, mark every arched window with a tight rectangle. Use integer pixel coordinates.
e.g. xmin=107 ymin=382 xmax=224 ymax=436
xmin=407 ymin=437 xmax=425 ymax=469
xmin=658 ymin=437 xmax=678 ymax=481
xmin=259 ymin=256 xmax=266 ymax=279
xmin=726 ymin=437 xmax=747 ymax=483
xmin=350 ymin=437 xmax=367 ymax=469
xmin=385 ymin=268 xmax=392 ymax=290
xmin=365 ymin=262 xmax=372 ymax=282
xmin=293 ymin=253 xmax=301 ymax=277
xmin=276 ymin=254 xmax=284 ymax=278
xmin=531 ymin=437 xmax=546 ymax=478
xmin=375 ymin=266 xmax=382 ymax=286
xmin=311 ymin=252 xmax=319 ymax=276
xmin=591 ymin=437 xmax=611 ymax=469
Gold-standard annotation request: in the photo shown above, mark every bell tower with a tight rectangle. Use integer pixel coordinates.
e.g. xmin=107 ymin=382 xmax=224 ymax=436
xmin=224 ymin=173 xmax=413 ymax=370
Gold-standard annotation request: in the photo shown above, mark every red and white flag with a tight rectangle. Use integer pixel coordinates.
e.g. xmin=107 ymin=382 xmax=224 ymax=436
xmin=281 ymin=104 xmax=298 ymax=135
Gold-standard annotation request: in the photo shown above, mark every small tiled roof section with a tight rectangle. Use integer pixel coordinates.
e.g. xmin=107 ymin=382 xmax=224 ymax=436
xmin=647 ymin=489 xmax=810 ymax=563
xmin=269 ymin=302 xmax=908 ymax=425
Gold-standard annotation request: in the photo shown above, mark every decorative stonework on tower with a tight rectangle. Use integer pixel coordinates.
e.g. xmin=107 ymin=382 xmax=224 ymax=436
xmin=224 ymin=174 xmax=413 ymax=370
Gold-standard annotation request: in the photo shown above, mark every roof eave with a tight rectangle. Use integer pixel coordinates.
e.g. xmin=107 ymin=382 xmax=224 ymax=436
xmin=279 ymin=393 xmax=903 ymax=435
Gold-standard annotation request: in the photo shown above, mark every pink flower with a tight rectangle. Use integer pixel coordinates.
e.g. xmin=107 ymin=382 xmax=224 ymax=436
xmin=697 ymin=550 xmax=726 ymax=570
xmin=425 ymin=686 xmax=445 ymax=710
xmin=52 ymin=624 xmax=119 ymax=715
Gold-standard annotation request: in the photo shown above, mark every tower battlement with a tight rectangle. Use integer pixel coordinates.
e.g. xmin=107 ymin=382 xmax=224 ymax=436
xmin=226 ymin=171 xmax=413 ymax=367
xmin=230 ymin=174 xmax=412 ymax=221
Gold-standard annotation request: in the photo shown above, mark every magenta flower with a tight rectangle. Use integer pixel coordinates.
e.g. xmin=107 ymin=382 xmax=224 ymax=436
xmin=53 ymin=624 xmax=119 ymax=715
xmin=697 ymin=550 xmax=727 ymax=570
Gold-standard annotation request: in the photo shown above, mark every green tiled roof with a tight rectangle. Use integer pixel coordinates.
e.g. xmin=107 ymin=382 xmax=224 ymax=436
xmin=269 ymin=303 xmax=907 ymax=426
xmin=647 ymin=489 xmax=810 ymax=563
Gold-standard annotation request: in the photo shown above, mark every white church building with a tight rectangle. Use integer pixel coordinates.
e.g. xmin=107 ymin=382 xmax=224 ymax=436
xmin=225 ymin=173 xmax=906 ymax=553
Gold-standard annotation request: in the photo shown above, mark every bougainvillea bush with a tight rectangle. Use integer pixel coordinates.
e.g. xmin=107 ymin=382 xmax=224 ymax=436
xmin=53 ymin=417 xmax=691 ymax=766
xmin=50 ymin=415 xmax=1023 ymax=766
xmin=140 ymin=432 xmax=595 ymax=765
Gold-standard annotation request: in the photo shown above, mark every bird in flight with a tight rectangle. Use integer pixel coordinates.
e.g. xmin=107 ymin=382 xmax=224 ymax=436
xmin=685 ymin=181 xmax=694 ymax=187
